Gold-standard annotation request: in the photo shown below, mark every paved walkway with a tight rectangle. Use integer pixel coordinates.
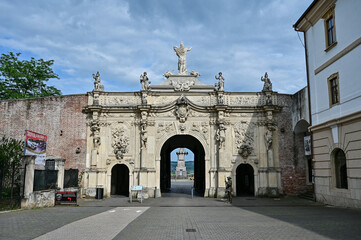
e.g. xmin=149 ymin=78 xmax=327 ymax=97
xmin=1 ymin=184 xmax=361 ymax=240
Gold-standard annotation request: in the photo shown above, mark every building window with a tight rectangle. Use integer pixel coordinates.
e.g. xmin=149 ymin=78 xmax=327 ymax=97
xmin=334 ymin=149 xmax=348 ymax=189
xmin=328 ymin=73 xmax=340 ymax=107
xmin=323 ymin=6 xmax=337 ymax=51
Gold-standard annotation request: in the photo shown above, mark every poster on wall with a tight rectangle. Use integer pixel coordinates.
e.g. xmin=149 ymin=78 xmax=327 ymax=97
xmin=24 ymin=130 xmax=47 ymax=166
xmin=304 ymin=135 xmax=311 ymax=156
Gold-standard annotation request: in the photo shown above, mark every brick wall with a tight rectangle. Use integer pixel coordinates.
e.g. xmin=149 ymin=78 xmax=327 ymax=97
xmin=277 ymin=94 xmax=310 ymax=195
xmin=0 ymin=95 xmax=88 ymax=172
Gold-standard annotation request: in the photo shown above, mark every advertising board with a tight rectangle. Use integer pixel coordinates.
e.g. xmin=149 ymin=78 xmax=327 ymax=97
xmin=25 ymin=130 xmax=47 ymax=165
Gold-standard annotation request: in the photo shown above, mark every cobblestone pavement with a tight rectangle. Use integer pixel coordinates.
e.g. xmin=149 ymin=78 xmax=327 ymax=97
xmin=1 ymin=190 xmax=361 ymax=240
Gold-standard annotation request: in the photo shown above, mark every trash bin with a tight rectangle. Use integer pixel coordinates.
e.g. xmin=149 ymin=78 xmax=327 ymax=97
xmin=96 ymin=187 xmax=103 ymax=199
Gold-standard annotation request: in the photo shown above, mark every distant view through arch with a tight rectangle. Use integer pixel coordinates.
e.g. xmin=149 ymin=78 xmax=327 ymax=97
xmin=160 ymin=135 xmax=205 ymax=196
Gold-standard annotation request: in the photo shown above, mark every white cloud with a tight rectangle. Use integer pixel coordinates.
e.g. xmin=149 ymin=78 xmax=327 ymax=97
xmin=0 ymin=0 xmax=312 ymax=95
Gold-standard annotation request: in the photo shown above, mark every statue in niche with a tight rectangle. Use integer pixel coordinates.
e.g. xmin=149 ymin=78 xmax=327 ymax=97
xmin=216 ymin=123 xmax=227 ymax=149
xmin=265 ymin=128 xmax=273 ymax=150
xmin=173 ymin=41 xmax=192 ymax=74
xmin=140 ymin=123 xmax=147 ymax=148
xmin=215 ymin=72 xmax=225 ymax=91
xmin=225 ymin=177 xmax=232 ymax=203
xmin=261 ymin=72 xmax=272 ymax=92
xmin=140 ymin=72 xmax=150 ymax=91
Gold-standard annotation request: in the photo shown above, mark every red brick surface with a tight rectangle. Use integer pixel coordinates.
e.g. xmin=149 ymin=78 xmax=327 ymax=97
xmin=277 ymin=95 xmax=310 ymax=195
xmin=0 ymin=95 xmax=88 ymax=171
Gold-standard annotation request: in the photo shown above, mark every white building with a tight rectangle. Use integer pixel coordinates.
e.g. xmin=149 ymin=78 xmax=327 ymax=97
xmin=294 ymin=0 xmax=361 ymax=208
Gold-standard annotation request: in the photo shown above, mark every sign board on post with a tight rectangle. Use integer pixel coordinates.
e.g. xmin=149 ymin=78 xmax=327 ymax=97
xmin=130 ymin=185 xmax=143 ymax=203
xmin=55 ymin=191 xmax=77 ymax=205
xmin=24 ymin=130 xmax=47 ymax=166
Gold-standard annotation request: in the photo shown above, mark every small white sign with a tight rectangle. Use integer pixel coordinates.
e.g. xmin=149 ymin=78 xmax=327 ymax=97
xmin=132 ymin=185 xmax=143 ymax=191
xmin=304 ymin=136 xmax=311 ymax=156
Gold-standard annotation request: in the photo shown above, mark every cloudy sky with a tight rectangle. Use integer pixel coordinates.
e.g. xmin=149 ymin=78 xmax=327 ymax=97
xmin=0 ymin=0 xmax=312 ymax=95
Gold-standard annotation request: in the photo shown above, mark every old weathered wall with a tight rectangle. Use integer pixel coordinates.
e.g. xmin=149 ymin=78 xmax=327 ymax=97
xmin=277 ymin=94 xmax=310 ymax=195
xmin=0 ymin=95 xmax=88 ymax=171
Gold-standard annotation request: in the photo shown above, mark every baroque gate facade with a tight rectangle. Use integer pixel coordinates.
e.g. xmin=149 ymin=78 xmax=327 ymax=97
xmin=83 ymin=44 xmax=284 ymax=198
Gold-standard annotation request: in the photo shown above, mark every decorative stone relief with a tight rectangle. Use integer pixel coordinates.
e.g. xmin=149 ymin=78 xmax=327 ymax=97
xmin=179 ymin=124 xmax=186 ymax=133
xmin=175 ymin=95 xmax=190 ymax=123
xmin=229 ymin=96 xmax=261 ymax=106
xmin=234 ymin=121 xmax=255 ymax=158
xmin=106 ymin=96 xmax=141 ymax=106
xmin=191 ymin=122 xmax=209 ymax=144
xmin=187 ymin=96 xmax=210 ymax=106
xmin=90 ymin=120 xmax=100 ymax=136
xmin=111 ymin=127 xmax=129 ymax=159
xmin=157 ymin=122 xmax=175 ymax=139
xmin=140 ymin=111 xmax=148 ymax=148
xmin=216 ymin=123 xmax=227 ymax=149
xmin=93 ymin=137 xmax=101 ymax=148
xmin=171 ymin=79 xmax=195 ymax=91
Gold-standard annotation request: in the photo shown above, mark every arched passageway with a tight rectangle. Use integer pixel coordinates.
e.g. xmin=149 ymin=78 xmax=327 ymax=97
xmin=160 ymin=135 xmax=205 ymax=195
xmin=111 ymin=164 xmax=129 ymax=196
xmin=236 ymin=164 xmax=254 ymax=196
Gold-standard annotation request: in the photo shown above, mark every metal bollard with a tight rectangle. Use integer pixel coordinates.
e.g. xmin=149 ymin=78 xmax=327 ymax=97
xmin=154 ymin=187 xmax=157 ymax=198
xmin=191 ymin=187 xmax=194 ymax=199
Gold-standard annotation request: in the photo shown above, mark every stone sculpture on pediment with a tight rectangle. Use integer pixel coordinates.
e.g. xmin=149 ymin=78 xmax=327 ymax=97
xmin=174 ymin=41 xmax=192 ymax=74
xmin=261 ymin=72 xmax=272 ymax=92
xmin=215 ymin=72 xmax=225 ymax=91
xmin=163 ymin=71 xmax=173 ymax=78
xmin=111 ymin=127 xmax=129 ymax=159
xmin=190 ymin=71 xmax=200 ymax=77
xmin=140 ymin=72 xmax=150 ymax=91
xmin=93 ymin=71 xmax=104 ymax=92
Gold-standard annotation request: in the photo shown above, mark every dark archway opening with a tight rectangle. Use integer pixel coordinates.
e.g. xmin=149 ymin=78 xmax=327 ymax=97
xmin=111 ymin=164 xmax=129 ymax=196
xmin=236 ymin=164 xmax=254 ymax=196
xmin=160 ymin=135 xmax=205 ymax=196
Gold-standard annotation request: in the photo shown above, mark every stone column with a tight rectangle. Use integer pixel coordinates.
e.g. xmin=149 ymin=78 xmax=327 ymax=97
xmin=23 ymin=156 xmax=36 ymax=198
xmin=54 ymin=157 xmax=66 ymax=189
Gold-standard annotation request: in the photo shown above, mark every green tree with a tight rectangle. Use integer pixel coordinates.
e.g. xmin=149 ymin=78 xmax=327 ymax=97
xmin=0 ymin=136 xmax=24 ymax=200
xmin=0 ymin=52 xmax=61 ymax=100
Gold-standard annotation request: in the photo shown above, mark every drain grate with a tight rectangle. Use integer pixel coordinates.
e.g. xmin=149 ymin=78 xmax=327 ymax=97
xmin=186 ymin=229 xmax=197 ymax=232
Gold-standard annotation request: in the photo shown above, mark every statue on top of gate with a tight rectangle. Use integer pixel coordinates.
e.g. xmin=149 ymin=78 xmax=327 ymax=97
xmin=174 ymin=41 xmax=192 ymax=75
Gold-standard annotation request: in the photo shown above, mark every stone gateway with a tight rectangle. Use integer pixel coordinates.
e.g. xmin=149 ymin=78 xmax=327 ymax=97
xmin=83 ymin=43 xmax=288 ymax=198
